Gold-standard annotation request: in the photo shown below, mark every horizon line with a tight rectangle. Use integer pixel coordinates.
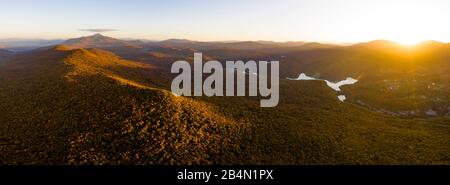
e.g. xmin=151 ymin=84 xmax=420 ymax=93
xmin=0 ymin=33 xmax=449 ymax=46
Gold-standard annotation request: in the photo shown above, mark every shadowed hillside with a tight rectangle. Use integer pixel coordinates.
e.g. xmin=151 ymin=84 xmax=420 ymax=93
xmin=197 ymin=79 xmax=449 ymax=164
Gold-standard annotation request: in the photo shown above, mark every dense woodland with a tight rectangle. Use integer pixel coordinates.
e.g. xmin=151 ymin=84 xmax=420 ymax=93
xmin=0 ymin=36 xmax=449 ymax=164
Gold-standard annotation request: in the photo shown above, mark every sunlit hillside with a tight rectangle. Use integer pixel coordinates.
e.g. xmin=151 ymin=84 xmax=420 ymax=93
xmin=0 ymin=47 xmax=247 ymax=164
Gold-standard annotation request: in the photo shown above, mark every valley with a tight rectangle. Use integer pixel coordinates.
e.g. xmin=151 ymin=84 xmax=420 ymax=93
xmin=0 ymin=34 xmax=448 ymax=164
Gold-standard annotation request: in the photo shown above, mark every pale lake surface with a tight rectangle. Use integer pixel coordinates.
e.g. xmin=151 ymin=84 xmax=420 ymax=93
xmin=287 ymin=73 xmax=358 ymax=102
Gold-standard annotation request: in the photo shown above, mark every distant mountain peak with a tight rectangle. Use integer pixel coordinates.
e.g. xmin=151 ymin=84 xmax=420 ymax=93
xmin=416 ymin=40 xmax=445 ymax=47
xmin=160 ymin=38 xmax=195 ymax=43
xmin=0 ymin=48 xmax=13 ymax=56
xmin=352 ymin=40 xmax=402 ymax=49
xmin=52 ymin=45 xmax=72 ymax=51
xmin=62 ymin=34 xmax=140 ymax=49
xmin=92 ymin=33 xmax=104 ymax=37
xmin=364 ymin=40 xmax=398 ymax=45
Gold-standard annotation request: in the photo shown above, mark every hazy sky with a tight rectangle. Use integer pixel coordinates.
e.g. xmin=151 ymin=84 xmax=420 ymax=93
xmin=1 ymin=0 xmax=449 ymax=44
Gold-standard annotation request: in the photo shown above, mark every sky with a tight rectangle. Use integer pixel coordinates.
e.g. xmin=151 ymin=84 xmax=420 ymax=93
xmin=1 ymin=0 xmax=449 ymax=44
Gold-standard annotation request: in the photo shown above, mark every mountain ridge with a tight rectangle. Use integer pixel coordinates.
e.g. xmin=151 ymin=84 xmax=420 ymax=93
xmin=0 ymin=48 xmax=13 ymax=55
xmin=63 ymin=34 xmax=140 ymax=49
